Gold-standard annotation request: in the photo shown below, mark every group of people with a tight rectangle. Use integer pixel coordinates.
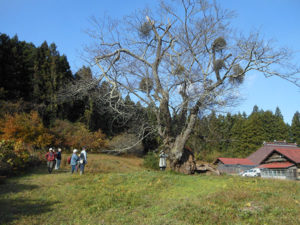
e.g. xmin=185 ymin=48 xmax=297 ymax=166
xmin=46 ymin=147 xmax=165 ymax=173
xmin=45 ymin=147 xmax=62 ymax=173
xmin=70 ymin=148 xmax=87 ymax=175
xmin=45 ymin=147 xmax=87 ymax=175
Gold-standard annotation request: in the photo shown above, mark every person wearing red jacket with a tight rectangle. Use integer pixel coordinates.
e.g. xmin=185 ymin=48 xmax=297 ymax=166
xmin=45 ymin=148 xmax=57 ymax=174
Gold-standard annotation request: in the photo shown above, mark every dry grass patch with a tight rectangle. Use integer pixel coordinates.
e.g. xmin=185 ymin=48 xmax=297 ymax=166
xmin=60 ymin=153 xmax=143 ymax=173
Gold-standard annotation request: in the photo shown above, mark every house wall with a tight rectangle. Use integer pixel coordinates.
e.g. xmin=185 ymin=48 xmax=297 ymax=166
xmin=264 ymin=152 xmax=287 ymax=163
xmin=297 ymin=165 xmax=300 ymax=180
xmin=260 ymin=167 xmax=297 ymax=180
xmin=217 ymin=163 xmax=254 ymax=174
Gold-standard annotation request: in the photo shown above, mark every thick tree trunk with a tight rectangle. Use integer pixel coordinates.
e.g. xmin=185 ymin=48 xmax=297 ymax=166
xmin=168 ymin=114 xmax=198 ymax=174
xmin=170 ymin=147 xmax=196 ymax=174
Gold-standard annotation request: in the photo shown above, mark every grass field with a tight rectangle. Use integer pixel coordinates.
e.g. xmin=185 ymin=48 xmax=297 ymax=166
xmin=0 ymin=154 xmax=299 ymax=225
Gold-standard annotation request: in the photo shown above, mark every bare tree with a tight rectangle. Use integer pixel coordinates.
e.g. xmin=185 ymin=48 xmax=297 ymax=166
xmin=80 ymin=0 xmax=299 ymax=173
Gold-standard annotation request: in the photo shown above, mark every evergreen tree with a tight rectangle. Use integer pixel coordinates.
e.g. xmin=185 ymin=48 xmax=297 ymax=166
xmin=291 ymin=111 xmax=300 ymax=145
xmin=275 ymin=106 xmax=283 ymax=120
xmin=262 ymin=110 xmax=288 ymax=141
xmin=252 ymin=105 xmax=259 ymax=114
xmin=32 ymin=42 xmax=73 ymax=125
xmin=0 ymin=34 xmax=35 ymax=101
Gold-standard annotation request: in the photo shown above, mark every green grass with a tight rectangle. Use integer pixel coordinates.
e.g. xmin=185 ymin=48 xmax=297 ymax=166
xmin=0 ymin=155 xmax=300 ymax=225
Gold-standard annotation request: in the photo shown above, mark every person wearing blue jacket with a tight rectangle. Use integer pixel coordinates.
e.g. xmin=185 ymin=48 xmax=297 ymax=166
xmin=70 ymin=149 xmax=79 ymax=174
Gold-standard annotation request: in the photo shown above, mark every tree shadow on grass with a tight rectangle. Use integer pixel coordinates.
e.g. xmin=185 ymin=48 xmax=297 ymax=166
xmin=0 ymin=198 xmax=59 ymax=224
xmin=0 ymin=182 xmax=60 ymax=224
xmin=0 ymin=182 xmax=39 ymax=196
xmin=5 ymin=166 xmax=71 ymax=178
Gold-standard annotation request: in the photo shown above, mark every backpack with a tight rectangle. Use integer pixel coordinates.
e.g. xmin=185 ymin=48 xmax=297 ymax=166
xmin=67 ymin=156 xmax=71 ymax=164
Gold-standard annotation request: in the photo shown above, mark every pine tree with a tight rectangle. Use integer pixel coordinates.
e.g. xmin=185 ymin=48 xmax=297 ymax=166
xmin=291 ymin=111 xmax=300 ymax=145
xmin=252 ymin=105 xmax=259 ymax=114
xmin=275 ymin=106 xmax=283 ymax=120
xmin=0 ymin=34 xmax=35 ymax=101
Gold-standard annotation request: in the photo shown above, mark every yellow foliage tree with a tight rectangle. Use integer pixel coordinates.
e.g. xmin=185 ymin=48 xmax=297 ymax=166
xmin=0 ymin=111 xmax=54 ymax=149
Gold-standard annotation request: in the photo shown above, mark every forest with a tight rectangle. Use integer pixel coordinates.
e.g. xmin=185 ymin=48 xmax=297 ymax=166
xmin=0 ymin=33 xmax=300 ymax=174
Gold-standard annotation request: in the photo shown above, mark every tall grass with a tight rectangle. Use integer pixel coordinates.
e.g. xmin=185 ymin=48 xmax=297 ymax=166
xmin=0 ymin=154 xmax=299 ymax=225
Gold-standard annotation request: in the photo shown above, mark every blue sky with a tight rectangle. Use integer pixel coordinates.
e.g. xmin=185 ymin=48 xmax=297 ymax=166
xmin=0 ymin=0 xmax=299 ymax=124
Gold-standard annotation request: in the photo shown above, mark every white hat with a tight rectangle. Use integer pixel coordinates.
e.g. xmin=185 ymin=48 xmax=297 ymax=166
xmin=49 ymin=148 xmax=53 ymax=151
xmin=73 ymin=149 xmax=78 ymax=153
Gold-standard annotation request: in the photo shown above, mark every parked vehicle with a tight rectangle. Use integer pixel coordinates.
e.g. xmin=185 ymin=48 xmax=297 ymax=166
xmin=241 ymin=168 xmax=261 ymax=177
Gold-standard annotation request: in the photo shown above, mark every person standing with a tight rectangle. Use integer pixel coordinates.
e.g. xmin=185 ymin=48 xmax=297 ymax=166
xmin=159 ymin=150 xmax=168 ymax=171
xmin=79 ymin=147 xmax=87 ymax=175
xmin=70 ymin=149 xmax=79 ymax=174
xmin=55 ymin=148 xmax=62 ymax=170
xmin=45 ymin=148 xmax=57 ymax=174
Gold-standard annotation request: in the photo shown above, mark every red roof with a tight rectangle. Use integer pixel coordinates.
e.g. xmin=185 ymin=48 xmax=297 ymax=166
xmin=217 ymin=158 xmax=255 ymax=165
xmin=247 ymin=144 xmax=300 ymax=165
xmin=274 ymin=149 xmax=300 ymax=163
xmin=258 ymin=162 xmax=294 ymax=169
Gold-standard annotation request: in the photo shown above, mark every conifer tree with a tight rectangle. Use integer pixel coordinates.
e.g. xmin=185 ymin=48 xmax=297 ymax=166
xmin=291 ymin=111 xmax=300 ymax=145
xmin=275 ymin=106 xmax=283 ymax=120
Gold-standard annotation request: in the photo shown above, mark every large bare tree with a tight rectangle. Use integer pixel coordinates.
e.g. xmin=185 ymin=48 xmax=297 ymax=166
xmin=82 ymin=0 xmax=299 ymax=173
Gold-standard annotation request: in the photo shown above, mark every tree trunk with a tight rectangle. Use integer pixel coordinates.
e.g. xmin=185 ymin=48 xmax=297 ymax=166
xmin=170 ymin=147 xmax=196 ymax=174
xmin=168 ymin=114 xmax=198 ymax=174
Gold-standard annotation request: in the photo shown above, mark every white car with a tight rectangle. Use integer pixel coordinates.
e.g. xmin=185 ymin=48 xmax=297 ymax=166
xmin=241 ymin=168 xmax=261 ymax=177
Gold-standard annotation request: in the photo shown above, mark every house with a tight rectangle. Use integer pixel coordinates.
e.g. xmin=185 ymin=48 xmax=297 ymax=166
xmin=258 ymin=148 xmax=300 ymax=180
xmin=214 ymin=158 xmax=255 ymax=174
xmin=215 ymin=141 xmax=300 ymax=180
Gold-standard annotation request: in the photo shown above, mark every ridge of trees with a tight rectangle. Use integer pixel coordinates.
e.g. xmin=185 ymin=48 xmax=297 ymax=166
xmin=189 ymin=106 xmax=300 ymax=162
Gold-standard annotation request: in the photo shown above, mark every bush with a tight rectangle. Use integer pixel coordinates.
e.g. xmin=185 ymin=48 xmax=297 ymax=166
xmin=0 ymin=111 xmax=54 ymax=148
xmin=0 ymin=140 xmax=42 ymax=176
xmin=195 ymin=150 xmax=222 ymax=163
xmin=143 ymin=152 xmax=159 ymax=170
xmin=107 ymin=133 xmax=144 ymax=156
xmin=50 ymin=120 xmax=108 ymax=152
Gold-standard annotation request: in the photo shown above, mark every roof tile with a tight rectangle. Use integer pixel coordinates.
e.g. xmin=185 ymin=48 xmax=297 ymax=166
xmin=247 ymin=145 xmax=300 ymax=165
xmin=217 ymin=158 xmax=255 ymax=165
xmin=274 ymin=149 xmax=300 ymax=163
xmin=258 ymin=162 xmax=294 ymax=169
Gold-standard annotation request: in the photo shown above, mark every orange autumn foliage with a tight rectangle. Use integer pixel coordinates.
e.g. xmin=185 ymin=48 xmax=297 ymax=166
xmin=50 ymin=120 xmax=108 ymax=151
xmin=0 ymin=111 xmax=54 ymax=148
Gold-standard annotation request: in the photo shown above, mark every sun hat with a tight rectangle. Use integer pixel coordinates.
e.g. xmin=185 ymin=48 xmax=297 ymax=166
xmin=49 ymin=148 xmax=53 ymax=151
xmin=73 ymin=149 xmax=78 ymax=153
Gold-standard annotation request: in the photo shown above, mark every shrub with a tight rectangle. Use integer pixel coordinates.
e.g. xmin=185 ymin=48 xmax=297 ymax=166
xmin=0 ymin=140 xmax=42 ymax=176
xmin=50 ymin=120 xmax=108 ymax=152
xmin=107 ymin=133 xmax=144 ymax=156
xmin=195 ymin=150 xmax=222 ymax=163
xmin=0 ymin=111 xmax=54 ymax=148
xmin=143 ymin=152 xmax=159 ymax=170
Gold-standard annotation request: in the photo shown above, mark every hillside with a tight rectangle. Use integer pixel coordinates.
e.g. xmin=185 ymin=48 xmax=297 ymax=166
xmin=0 ymin=154 xmax=299 ymax=225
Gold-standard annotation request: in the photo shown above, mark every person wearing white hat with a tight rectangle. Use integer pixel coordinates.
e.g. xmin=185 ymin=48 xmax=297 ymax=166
xmin=45 ymin=148 xmax=57 ymax=173
xmin=70 ymin=149 xmax=79 ymax=174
